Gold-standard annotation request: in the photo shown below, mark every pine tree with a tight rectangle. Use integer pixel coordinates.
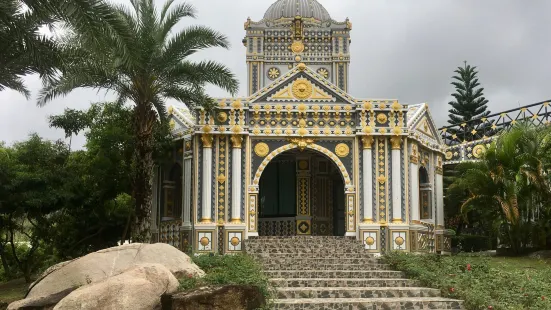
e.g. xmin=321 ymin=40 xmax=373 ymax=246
xmin=448 ymin=61 xmax=490 ymax=126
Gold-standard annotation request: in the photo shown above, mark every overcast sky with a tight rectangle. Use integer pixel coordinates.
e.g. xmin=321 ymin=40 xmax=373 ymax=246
xmin=1 ymin=0 xmax=550 ymax=148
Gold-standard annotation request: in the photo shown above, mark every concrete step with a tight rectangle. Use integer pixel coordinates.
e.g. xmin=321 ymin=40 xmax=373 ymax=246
xmin=270 ymin=278 xmax=421 ymax=288
xmin=271 ymin=297 xmax=463 ymax=309
xmin=276 ymin=287 xmax=441 ymax=299
xmin=245 ymin=247 xmax=368 ymax=254
xmin=257 ymin=257 xmax=383 ymax=266
xmin=262 ymin=263 xmax=391 ymax=271
xmin=248 ymin=236 xmax=358 ymax=240
xmin=265 ymin=270 xmax=403 ymax=279
xmin=250 ymin=253 xmax=373 ymax=259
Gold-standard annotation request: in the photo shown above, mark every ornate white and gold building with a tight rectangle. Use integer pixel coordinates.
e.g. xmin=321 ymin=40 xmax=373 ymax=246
xmin=152 ymin=0 xmax=449 ymax=255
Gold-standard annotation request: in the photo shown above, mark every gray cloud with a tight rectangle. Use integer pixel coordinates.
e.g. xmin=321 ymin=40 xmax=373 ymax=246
xmin=1 ymin=0 xmax=550 ymax=147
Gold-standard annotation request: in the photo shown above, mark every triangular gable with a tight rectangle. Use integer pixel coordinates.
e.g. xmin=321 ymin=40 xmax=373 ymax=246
xmin=408 ymin=104 xmax=443 ymax=144
xmin=248 ymin=65 xmax=357 ymax=104
xmin=168 ymin=104 xmax=195 ymax=136
xmin=415 ymin=117 xmax=436 ymax=138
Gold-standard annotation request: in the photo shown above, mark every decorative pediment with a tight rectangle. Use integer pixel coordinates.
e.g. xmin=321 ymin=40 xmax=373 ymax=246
xmin=268 ymin=77 xmax=334 ymax=101
xmin=248 ymin=64 xmax=356 ymax=104
xmin=167 ymin=104 xmax=195 ymax=137
xmin=415 ymin=117 xmax=436 ymax=138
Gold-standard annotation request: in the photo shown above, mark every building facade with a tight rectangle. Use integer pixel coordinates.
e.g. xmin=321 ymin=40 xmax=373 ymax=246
xmin=152 ymin=0 xmax=449 ymax=255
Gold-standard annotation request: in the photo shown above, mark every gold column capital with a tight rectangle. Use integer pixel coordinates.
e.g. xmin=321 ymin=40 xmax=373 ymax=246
xmin=390 ymin=136 xmax=402 ymax=150
xmin=361 ymin=135 xmax=374 ymax=149
xmin=201 ymin=134 xmax=214 ymax=148
xmin=230 ymin=134 xmax=243 ymax=149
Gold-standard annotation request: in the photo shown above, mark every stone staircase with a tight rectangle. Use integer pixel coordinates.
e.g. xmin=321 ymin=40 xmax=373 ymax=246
xmin=245 ymin=236 xmax=463 ymax=310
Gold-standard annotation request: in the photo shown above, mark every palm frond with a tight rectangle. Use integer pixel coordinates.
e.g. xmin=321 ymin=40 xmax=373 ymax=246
xmin=158 ymin=2 xmax=196 ymax=42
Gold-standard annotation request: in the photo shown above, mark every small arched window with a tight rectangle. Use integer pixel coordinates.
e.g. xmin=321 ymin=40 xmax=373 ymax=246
xmin=419 ymin=166 xmax=429 ymax=184
xmin=419 ymin=166 xmax=431 ymax=220
xmin=162 ymin=163 xmax=182 ymax=219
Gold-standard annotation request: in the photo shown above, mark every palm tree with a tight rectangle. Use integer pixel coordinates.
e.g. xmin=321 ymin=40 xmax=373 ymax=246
xmin=450 ymin=124 xmax=551 ymax=253
xmin=0 ymin=0 xmax=130 ymax=97
xmin=38 ymin=0 xmax=238 ymax=242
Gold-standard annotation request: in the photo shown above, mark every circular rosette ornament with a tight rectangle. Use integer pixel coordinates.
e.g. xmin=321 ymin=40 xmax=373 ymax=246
xmin=268 ymin=67 xmax=280 ymax=80
xmin=254 ymin=142 xmax=270 ymax=157
xmin=335 ymin=143 xmax=350 ymax=158
xmin=292 ymin=78 xmax=313 ymax=99
xmin=472 ymin=144 xmax=486 ymax=158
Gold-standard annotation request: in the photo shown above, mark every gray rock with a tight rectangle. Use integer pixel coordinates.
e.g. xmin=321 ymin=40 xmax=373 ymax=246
xmin=26 ymin=243 xmax=203 ymax=301
xmin=53 ymin=263 xmax=178 ymax=310
xmin=161 ymin=285 xmax=266 ymax=310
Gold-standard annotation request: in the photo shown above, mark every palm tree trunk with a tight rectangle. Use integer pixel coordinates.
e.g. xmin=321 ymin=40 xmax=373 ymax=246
xmin=131 ymin=102 xmax=156 ymax=243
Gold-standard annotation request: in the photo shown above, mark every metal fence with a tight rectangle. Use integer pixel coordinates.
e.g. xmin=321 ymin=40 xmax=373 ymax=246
xmin=439 ymin=99 xmax=551 ymax=146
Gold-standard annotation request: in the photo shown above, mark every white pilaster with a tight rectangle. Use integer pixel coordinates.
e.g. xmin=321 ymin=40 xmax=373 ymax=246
xmin=183 ymin=158 xmax=192 ymax=227
xmin=362 ymin=143 xmax=373 ymax=222
xmin=231 ymin=147 xmax=242 ymax=223
xmin=410 ymin=162 xmax=420 ymax=223
xmin=436 ymin=172 xmax=444 ymax=228
xmin=201 ymin=146 xmax=213 ymax=222
xmin=391 ymin=137 xmax=402 ymax=222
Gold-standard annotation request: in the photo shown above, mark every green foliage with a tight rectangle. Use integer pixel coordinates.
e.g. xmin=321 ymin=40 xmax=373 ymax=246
xmin=0 ymin=0 xmax=130 ymax=97
xmin=0 ymin=101 xmax=173 ymax=282
xmin=449 ymin=124 xmax=551 ymax=253
xmin=447 ymin=61 xmax=490 ymax=126
xmin=383 ymin=252 xmax=551 ymax=310
xmin=178 ymin=254 xmax=273 ymax=303
xmin=38 ymin=0 xmax=239 ymax=242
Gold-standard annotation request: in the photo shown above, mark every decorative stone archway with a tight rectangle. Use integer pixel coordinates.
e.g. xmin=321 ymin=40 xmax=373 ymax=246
xmin=247 ymin=142 xmax=356 ymax=237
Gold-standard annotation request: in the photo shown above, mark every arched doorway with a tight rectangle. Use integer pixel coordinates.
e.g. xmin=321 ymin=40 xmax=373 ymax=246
xmin=257 ymin=149 xmax=346 ymax=236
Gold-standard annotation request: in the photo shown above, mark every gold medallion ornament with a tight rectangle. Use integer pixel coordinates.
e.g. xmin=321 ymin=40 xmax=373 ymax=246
xmin=298 ymin=160 xmax=309 ymax=170
xmin=335 ymin=143 xmax=350 ymax=157
xmin=376 ymin=113 xmax=388 ymax=124
xmin=292 ymin=78 xmax=313 ymax=99
xmin=230 ymin=236 xmax=240 ymax=247
xmin=365 ymin=236 xmax=375 ymax=246
xmin=445 ymin=151 xmax=453 ymax=160
xmin=395 ymin=236 xmax=405 ymax=246
xmin=291 ymin=40 xmax=305 ymax=54
xmin=216 ymin=111 xmax=227 ymax=123
xmin=472 ymin=144 xmax=486 ymax=158
xmin=254 ymin=142 xmax=270 ymax=157
xmin=199 ymin=237 xmax=210 ymax=246
xmin=317 ymin=68 xmax=329 ymax=79
xmin=268 ymin=67 xmax=280 ymax=80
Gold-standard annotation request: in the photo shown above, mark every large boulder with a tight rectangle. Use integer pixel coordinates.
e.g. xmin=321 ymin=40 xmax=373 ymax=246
xmin=7 ymin=288 xmax=73 ymax=310
xmin=23 ymin=243 xmax=203 ymax=303
xmin=54 ymin=263 xmax=178 ymax=310
xmin=161 ymin=285 xmax=266 ymax=310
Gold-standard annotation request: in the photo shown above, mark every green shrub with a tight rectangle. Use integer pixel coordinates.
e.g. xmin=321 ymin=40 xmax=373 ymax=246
xmin=178 ymin=254 xmax=273 ymax=303
xmin=383 ymin=252 xmax=551 ymax=310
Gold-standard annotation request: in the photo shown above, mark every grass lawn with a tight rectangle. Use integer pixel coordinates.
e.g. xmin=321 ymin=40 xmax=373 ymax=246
xmin=0 ymin=278 xmax=27 ymax=309
xmin=383 ymin=252 xmax=551 ymax=310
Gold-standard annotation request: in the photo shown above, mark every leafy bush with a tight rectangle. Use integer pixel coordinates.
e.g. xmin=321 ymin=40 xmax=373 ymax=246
xmin=178 ymin=254 xmax=273 ymax=303
xmin=383 ymin=252 xmax=551 ymax=310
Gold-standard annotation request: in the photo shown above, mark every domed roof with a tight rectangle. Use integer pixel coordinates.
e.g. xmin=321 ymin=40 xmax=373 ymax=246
xmin=263 ymin=0 xmax=331 ymax=21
